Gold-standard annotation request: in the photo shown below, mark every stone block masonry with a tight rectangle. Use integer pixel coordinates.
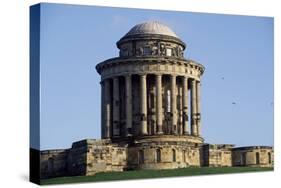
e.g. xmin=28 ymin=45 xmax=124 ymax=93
xmin=39 ymin=21 xmax=273 ymax=179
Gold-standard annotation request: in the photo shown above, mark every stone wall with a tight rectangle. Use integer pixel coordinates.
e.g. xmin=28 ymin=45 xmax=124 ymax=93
xmin=232 ymin=146 xmax=274 ymax=167
xmin=40 ymin=139 xmax=274 ymax=179
xmin=86 ymin=140 xmax=127 ymax=176
xmin=127 ymin=138 xmax=201 ymax=170
xmin=201 ymin=144 xmax=233 ymax=167
xmin=40 ymin=149 xmax=69 ymax=178
xmin=40 ymin=139 xmax=127 ymax=179
xmin=67 ymin=139 xmax=89 ymax=176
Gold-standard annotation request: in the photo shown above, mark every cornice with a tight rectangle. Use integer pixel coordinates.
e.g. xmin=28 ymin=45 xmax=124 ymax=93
xmin=96 ymin=56 xmax=205 ymax=75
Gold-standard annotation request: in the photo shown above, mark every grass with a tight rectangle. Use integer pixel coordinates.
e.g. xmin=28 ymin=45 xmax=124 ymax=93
xmin=41 ymin=167 xmax=273 ymax=185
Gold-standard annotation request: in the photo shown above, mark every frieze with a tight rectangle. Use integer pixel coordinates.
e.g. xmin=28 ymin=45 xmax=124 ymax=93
xmin=119 ymin=39 xmax=186 ymax=58
xmin=97 ymin=59 xmax=204 ymax=81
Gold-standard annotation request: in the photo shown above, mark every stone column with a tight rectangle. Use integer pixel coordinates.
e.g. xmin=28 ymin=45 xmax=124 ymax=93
xmin=170 ymin=75 xmax=177 ymax=134
xmin=191 ymin=79 xmax=197 ymax=136
xmin=104 ymin=79 xmax=111 ymax=138
xmin=182 ymin=76 xmax=189 ymax=135
xmin=196 ymin=81 xmax=201 ymax=136
xmin=151 ymin=86 xmax=157 ymax=135
xmin=125 ymin=74 xmax=132 ymax=136
xmin=112 ymin=77 xmax=120 ymax=137
xmin=100 ymin=81 xmax=105 ymax=138
xmin=140 ymin=74 xmax=148 ymax=135
xmin=156 ymin=74 xmax=163 ymax=134
xmin=178 ymin=86 xmax=183 ymax=135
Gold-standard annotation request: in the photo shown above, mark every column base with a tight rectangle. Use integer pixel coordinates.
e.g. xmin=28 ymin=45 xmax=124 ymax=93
xmin=140 ymin=121 xmax=148 ymax=136
xmin=190 ymin=133 xmax=199 ymax=137
xmin=125 ymin=128 xmax=133 ymax=137
xmin=140 ymin=132 xmax=148 ymax=136
xmin=156 ymin=131 xmax=164 ymax=135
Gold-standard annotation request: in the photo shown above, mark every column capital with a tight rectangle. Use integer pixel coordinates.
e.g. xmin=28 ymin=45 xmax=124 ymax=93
xmin=170 ymin=74 xmax=177 ymax=80
xmin=113 ymin=76 xmax=119 ymax=80
xmin=101 ymin=77 xmax=112 ymax=83
xmin=124 ymin=73 xmax=132 ymax=78
xmin=155 ymin=73 xmax=162 ymax=77
xmin=139 ymin=74 xmax=147 ymax=78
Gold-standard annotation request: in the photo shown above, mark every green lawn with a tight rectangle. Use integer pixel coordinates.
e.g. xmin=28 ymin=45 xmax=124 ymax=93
xmin=41 ymin=167 xmax=273 ymax=185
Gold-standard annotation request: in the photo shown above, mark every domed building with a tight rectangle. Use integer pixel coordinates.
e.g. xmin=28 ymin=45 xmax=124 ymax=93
xmin=39 ymin=21 xmax=274 ymax=179
xmin=96 ymin=21 xmax=204 ymax=169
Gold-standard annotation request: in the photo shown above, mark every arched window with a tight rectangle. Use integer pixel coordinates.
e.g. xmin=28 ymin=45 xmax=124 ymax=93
xmin=256 ymin=152 xmax=260 ymax=165
xmin=156 ymin=149 xmax=161 ymax=163
xmin=172 ymin=149 xmax=176 ymax=162
xmin=268 ymin=152 xmax=271 ymax=164
xmin=139 ymin=150 xmax=144 ymax=164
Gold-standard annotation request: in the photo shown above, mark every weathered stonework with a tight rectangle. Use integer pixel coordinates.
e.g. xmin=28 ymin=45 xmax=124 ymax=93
xmin=232 ymin=146 xmax=274 ymax=167
xmin=40 ymin=140 xmax=273 ymax=179
xmin=41 ymin=139 xmax=128 ymax=178
xmin=40 ymin=21 xmax=273 ymax=179
xmin=40 ymin=149 xmax=69 ymax=178
xmin=126 ymin=135 xmax=202 ymax=170
xmin=201 ymin=144 xmax=234 ymax=167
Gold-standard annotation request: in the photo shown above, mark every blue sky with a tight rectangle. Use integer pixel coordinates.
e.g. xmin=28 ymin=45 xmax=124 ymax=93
xmin=38 ymin=3 xmax=273 ymax=150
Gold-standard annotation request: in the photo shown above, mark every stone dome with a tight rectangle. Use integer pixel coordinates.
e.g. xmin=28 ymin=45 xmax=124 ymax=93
xmin=116 ymin=21 xmax=186 ymax=57
xmin=124 ymin=21 xmax=179 ymax=38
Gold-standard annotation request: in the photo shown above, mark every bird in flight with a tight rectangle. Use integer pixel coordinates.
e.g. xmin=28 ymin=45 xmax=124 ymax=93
xmin=232 ymin=102 xmax=236 ymax=105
